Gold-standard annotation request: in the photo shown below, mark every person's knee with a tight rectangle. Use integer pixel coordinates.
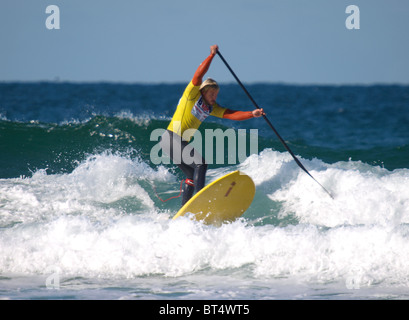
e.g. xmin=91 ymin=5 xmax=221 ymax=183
xmin=194 ymin=164 xmax=207 ymax=191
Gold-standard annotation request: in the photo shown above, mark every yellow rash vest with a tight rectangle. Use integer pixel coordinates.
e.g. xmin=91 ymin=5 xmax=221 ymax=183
xmin=167 ymin=81 xmax=226 ymax=142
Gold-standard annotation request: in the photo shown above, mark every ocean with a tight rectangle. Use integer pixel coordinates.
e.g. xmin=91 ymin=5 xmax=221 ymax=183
xmin=0 ymin=82 xmax=409 ymax=301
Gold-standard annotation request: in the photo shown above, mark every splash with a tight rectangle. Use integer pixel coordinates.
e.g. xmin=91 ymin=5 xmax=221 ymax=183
xmin=1 ymin=149 xmax=409 ymax=291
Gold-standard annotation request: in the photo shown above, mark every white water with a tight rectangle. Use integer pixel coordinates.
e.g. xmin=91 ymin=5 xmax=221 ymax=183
xmin=1 ymin=149 xmax=409 ymax=299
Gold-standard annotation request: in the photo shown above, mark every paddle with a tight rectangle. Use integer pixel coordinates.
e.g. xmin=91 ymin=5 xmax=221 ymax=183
xmin=217 ymin=50 xmax=334 ymax=199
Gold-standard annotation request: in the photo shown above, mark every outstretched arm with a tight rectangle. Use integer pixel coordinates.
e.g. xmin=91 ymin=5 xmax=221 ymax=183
xmin=192 ymin=45 xmax=219 ymax=86
xmin=223 ymin=108 xmax=265 ymax=120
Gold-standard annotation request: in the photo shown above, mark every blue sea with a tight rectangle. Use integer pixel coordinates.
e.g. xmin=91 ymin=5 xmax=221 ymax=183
xmin=1 ymin=82 xmax=409 ymax=301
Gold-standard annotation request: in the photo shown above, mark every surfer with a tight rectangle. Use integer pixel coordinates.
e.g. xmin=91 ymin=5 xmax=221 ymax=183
xmin=161 ymin=44 xmax=265 ymax=206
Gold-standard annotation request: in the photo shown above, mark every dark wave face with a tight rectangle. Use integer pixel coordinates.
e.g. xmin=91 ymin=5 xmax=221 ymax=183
xmin=1 ymin=82 xmax=408 ymax=178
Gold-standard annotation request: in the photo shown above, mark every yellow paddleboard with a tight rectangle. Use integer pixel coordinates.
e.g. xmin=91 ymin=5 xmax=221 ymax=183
xmin=172 ymin=170 xmax=255 ymax=226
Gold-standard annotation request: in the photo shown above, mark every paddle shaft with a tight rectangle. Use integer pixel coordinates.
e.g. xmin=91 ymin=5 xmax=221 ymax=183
xmin=216 ymin=51 xmax=333 ymax=199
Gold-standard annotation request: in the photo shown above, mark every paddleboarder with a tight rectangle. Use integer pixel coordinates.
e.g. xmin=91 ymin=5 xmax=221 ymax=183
xmin=161 ymin=44 xmax=265 ymax=206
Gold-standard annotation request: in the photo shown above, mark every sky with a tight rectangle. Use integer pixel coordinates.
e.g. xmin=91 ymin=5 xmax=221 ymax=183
xmin=1 ymin=0 xmax=409 ymax=84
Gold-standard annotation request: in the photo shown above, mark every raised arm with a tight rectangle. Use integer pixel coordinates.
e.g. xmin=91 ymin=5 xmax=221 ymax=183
xmin=192 ymin=45 xmax=219 ymax=86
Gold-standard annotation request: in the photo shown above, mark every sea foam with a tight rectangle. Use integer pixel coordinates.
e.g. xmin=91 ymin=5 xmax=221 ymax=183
xmin=1 ymin=149 xmax=409 ymax=290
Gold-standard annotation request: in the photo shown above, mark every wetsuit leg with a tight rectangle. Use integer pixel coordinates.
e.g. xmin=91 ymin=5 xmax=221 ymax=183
xmin=179 ymin=134 xmax=207 ymax=194
xmin=174 ymin=159 xmax=195 ymax=206
xmin=160 ymin=130 xmax=207 ymax=205
xmin=193 ymin=163 xmax=207 ymax=192
xmin=181 ymin=179 xmax=194 ymax=206
xmin=178 ymin=162 xmax=206 ymax=205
